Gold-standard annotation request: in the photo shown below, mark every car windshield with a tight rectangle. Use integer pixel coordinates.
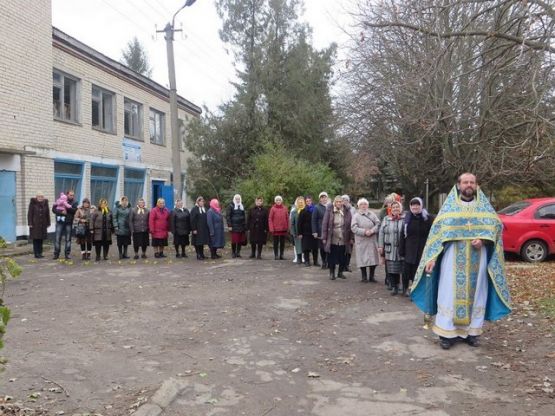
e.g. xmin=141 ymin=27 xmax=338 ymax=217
xmin=498 ymin=201 xmax=531 ymax=215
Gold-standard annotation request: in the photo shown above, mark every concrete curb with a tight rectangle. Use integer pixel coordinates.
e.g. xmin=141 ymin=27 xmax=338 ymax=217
xmin=133 ymin=378 xmax=188 ymax=416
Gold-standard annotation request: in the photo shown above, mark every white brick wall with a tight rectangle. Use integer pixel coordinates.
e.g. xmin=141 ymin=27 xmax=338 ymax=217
xmin=0 ymin=1 xmax=200 ymax=237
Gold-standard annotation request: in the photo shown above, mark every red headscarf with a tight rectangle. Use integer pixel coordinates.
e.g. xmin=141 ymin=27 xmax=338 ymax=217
xmin=209 ymin=198 xmax=221 ymax=213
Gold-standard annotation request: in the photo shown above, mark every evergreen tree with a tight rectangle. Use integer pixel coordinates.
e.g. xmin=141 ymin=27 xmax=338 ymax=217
xmin=186 ymin=0 xmax=344 ymax=198
xmin=120 ymin=37 xmax=153 ymax=77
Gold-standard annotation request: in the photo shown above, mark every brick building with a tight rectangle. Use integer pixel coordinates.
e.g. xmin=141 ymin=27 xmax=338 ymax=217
xmin=0 ymin=0 xmax=201 ymax=242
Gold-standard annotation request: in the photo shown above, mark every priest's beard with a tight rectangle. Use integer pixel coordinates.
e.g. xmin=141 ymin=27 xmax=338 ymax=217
xmin=459 ymin=187 xmax=476 ymax=201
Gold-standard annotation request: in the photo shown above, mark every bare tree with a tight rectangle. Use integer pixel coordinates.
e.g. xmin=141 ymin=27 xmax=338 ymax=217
xmin=339 ymin=0 xmax=555 ymax=204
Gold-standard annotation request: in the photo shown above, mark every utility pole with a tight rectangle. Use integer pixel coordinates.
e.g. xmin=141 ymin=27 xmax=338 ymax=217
xmin=157 ymin=0 xmax=196 ymax=202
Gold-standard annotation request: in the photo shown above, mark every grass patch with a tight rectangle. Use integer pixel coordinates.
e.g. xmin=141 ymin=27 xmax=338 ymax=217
xmin=537 ymin=296 xmax=555 ymax=319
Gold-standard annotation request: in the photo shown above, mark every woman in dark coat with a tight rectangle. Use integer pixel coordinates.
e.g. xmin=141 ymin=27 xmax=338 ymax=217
xmin=129 ymin=198 xmax=149 ymax=259
xmin=113 ymin=196 xmax=132 ymax=259
xmin=297 ymin=196 xmax=319 ymax=267
xmin=91 ymin=198 xmax=113 ymax=261
xmin=190 ymin=196 xmax=209 ymax=260
xmin=207 ymin=198 xmax=225 ymax=259
xmin=74 ymin=198 xmax=93 ymax=260
xmin=226 ymin=194 xmax=247 ymax=258
xmin=378 ymin=201 xmax=405 ymax=295
xmin=399 ymin=197 xmax=434 ymax=296
xmin=247 ymin=196 xmax=269 ymax=259
xmin=27 ymin=192 xmax=51 ymax=259
xmin=149 ymin=198 xmax=171 ymax=258
xmin=170 ymin=199 xmax=191 ymax=258
xmin=322 ymin=196 xmax=353 ymax=280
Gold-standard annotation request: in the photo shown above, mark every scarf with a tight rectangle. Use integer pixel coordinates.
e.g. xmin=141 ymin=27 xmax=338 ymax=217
xmin=137 ymin=206 xmax=145 ymax=215
xmin=306 ymin=204 xmax=315 ymax=213
xmin=233 ymin=194 xmax=244 ymax=211
xmin=210 ymin=199 xmax=221 ymax=214
xmin=101 ymin=206 xmax=109 ymax=215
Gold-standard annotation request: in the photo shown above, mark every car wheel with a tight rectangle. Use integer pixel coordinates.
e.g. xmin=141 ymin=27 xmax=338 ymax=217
xmin=521 ymin=239 xmax=548 ymax=262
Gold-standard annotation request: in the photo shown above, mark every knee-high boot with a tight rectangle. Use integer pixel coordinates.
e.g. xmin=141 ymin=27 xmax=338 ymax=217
xmin=360 ymin=267 xmax=368 ymax=282
xmin=369 ymin=265 xmax=377 ymax=282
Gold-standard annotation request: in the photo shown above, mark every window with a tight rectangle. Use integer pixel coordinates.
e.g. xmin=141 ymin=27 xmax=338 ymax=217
xmin=149 ymin=109 xmax=165 ymax=145
xmin=536 ymin=204 xmax=555 ymax=220
xmin=53 ymin=70 xmax=78 ymax=122
xmin=90 ymin=165 xmax=118 ymax=208
xmin=124 ymin=168 xmax=145 ymax=206
xmin=124 ymin=98 xmax=142 ymax=140
xmin=178 ymin=119 xmax=187 ymax=151
xmin=54 ymin=161 xmax=82 ymax=202
xmin=92 ymin=86 xmax=115 ymax=132
xmin=498 ymin=201 xmax=531 ymax=216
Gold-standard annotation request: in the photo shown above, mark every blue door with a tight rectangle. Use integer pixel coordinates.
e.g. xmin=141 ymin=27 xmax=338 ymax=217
xmin=0 ymin=171 xmax=17 ymax=242
xmin=161 ymin=185 xmax=174 ymax=210
xmin=152 ymin=180 xmax=164 ymax=208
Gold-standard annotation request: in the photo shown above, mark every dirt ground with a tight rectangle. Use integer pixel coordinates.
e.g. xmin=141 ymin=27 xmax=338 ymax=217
xmin=1 ymin=247 xmax=553 ymax=415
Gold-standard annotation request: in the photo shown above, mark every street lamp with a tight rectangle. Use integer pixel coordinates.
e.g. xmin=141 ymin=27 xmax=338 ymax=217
xmin=162 ymin=0 xmax=196 ymax=203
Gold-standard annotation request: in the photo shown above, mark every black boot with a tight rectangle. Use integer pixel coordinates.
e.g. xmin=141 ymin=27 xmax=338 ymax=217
xmin=304 ymin=252 xmax=310 ymax=267
xmin=250 ymin=244 xmax=256 ymax=259
xmin=337 ymin=266 xmax=346 ymax=279
xmin=123 ymin=246 xmax=130 ymax=259
xmin=236 ymin=245 xmax=242 ymax=258
xmin=360 ymin=267 xmax=368 ymax=282
xmin=279 ymin=240 xmax=285 ymax=260
xmin=369 ymin=266 xmax=377 ymax=282
xmin=231 ymin=243 xmax=237 ymax=258
xmin=313 ymin=251 xmax=320 ymax=267
xmin=118 ymin=245 xmax=123 ymax=260
xmin=329 ymin=265 xmax=336 ymax=280
xmin=182 ymin=247 xmax=187 ymax=258
xmin=391 ymin=285 xmax=399 ymax=296
xmin=297 ymin=253 xmax=303 ymax=265
xmin=256 ymin=244 xmax=262 ymax=260
xmin=440 ymin=336 xmax=454 ymax=350
xmin=385 ymin=274 xmax=392 ymax=290
xmin=176 ymin=247 xmax=181 ymax=258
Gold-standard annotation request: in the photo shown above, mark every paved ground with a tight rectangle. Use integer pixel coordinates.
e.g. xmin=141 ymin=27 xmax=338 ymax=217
xmin=1 ymin=245 xmax=554 ymax=415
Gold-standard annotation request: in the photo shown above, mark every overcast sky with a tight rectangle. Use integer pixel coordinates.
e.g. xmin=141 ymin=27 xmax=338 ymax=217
xmin=52 ymin=0 xmax=356 ymax=112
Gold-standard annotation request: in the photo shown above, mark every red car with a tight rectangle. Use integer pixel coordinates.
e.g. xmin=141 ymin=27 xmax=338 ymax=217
xmin=498 ymin=198 xmax=555 ymax=262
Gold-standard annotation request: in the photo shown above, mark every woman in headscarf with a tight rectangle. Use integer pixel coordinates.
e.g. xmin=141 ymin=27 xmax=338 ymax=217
xmin=226 ymin=194 xmax=247 ymax=258
xmin=91 ymin=198 xmax=113 ymax=261
xmin=74 ymin=197 xmax=93 ymax=260
xmin=399 ymin=197 xmax=434 ymax=296
xmin=170 ymin=199 xmax=191 ymax=258
xmin=322 ymin=196 xmax=353 ymax=280
xmin=129 ymin=198 xmax=150 ymax=259
xmin=207 ymin=198 xmax=225 ymax=259
xmin=351 ymin=198 xmax=380 ymax=282
xmin=290 ymin=196 xmax=305 ymax=265
xmin=297 ymin=195 xmax=319 ymax=267
xmin=248 ymin=196 xmax=269 ymax=259
xmin=149 ymin=198 xmax=170 ymax=258
xmin=190 ymin=196 xmax=209 ymax=260
xmin=27 ymin=191 xmax=51 ymax=259
xmin=268 ymin=195 xmax=289 ymax=260
xmin=378 ymin=200 xmax=405 ymax=295
xmin=113 ymin=196 xmax=132 ymax=259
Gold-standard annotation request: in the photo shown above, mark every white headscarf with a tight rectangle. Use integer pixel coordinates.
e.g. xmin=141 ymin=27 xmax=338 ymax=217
xmin=233 ymin=194 xmax=244 ymax=211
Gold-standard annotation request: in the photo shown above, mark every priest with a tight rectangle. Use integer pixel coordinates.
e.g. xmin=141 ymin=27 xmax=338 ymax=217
xmin=411 ymin=173 xmax=511 ymax=349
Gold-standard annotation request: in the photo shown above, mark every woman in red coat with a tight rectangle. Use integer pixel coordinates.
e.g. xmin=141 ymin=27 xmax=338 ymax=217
xmin=268 ymin=195 xmax=289 ymax=260
xmin=149 ymin=198 xmax=170 ymax=258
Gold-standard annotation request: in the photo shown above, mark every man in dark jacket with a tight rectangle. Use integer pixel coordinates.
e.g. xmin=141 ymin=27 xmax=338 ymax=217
xmin=399 ymin=197 xmax=434 ymax=296
xmin=52 ymin=190 xmax=78 ymax=259
xmin=311 ymin=192 xmax=329 ymax=268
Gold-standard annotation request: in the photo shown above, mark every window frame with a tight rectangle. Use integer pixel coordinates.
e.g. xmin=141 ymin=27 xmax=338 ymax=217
xmin=91 ymin=85 xmax=116 ymax=133
xmin=54 ymin=160 xmax=83 ymax=202
xmin=123 ymin=168 xmax=146 ymax=206
xmin=124 ymin=98 xmax=143 ymax=141
xmin=53 ymin=69 xmax=79 ymax=123
xmin=90 ymin=164 xmax=119 ymax=208
xmin=535 ymin=203 xmax=555 ymax=220
xmin=149 ymin=108 xmax=166 ymax=146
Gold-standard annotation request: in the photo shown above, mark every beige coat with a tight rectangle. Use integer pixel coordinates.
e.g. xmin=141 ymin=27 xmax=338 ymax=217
xmin=351 ymin=211 xmax=380 ymax=267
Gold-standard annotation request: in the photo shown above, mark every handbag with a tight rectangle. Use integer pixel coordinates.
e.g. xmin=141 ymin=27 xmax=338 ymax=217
xmin=74 ymin=223 xmax=87 ymax=237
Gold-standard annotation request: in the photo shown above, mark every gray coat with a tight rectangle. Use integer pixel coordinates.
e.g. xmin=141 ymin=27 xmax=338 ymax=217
xmin=351 ymin=211 xmax=380 ymax=268
xmin=129 ymin=207 xmax=149 ymax=234
xmin=378 ymin=215 xmax=404 ymax=262
xmin=207 ymin=208 xmax=225 ymax=249
xmin=113 ymin=202 xmax=131 ymax=236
